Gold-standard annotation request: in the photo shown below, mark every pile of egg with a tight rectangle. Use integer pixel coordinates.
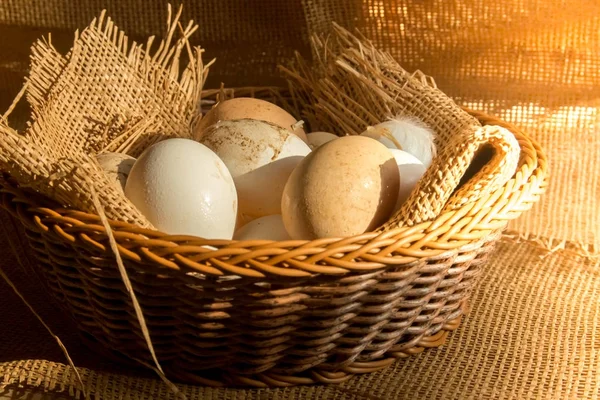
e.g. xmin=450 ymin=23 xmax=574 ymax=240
xmin=97 ymin=98 xmax=435 ymax=241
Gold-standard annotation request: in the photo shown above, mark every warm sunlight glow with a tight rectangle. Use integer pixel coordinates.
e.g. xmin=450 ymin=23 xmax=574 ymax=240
xmin=461 ymin=102 xmax=598 ymax=131
xmin=368 ymin=0 xmax=386 ymax=18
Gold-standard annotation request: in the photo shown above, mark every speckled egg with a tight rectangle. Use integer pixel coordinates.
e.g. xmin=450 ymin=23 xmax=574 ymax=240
xmin=199 ymin=119 xmax=310 ymax=178
xmin=194 ymin=97 xmax=307 ymax=142
xmin=281 ymin=135 xmax=399 ymax=239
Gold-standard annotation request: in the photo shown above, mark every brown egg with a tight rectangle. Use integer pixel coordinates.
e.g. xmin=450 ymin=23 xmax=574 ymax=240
xmin=194 ymin=97 xmax=307 ymax=142
xmin=306 ymin=131 xmax=339 ymax=150
xmin=281 ymin=136 xmax=399 ymax=239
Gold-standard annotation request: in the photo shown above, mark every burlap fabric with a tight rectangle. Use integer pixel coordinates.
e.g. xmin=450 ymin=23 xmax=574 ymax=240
xmin=2 ymin=222 xmax=598 ymax=399
xmin=0 ymin=4 xmax=518 ymax=234
xmin=0 ymin=1 xmax=598 ymax=399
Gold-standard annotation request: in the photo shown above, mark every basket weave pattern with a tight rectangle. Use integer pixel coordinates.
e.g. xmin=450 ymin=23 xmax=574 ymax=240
xmin=0 ymin=6 xmax=549 ymax=387
xmin=0 ymin=111 xmax=546 ymax=386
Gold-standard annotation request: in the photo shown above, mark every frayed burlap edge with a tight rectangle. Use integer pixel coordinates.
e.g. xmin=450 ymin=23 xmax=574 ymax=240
xmin=0 ymin=4 xmax=212 ymax=227
xmin=281 ymin=24 xmax=521 ymax=228
xmin=502 ymin=231 xmax=600 ymax=260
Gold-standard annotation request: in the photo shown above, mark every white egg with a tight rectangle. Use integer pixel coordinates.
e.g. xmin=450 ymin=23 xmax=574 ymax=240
xmin=233 ymin=215 xmax=291 ymax=241
xmin=200 ymin=119 xmax=311 ymax=178
xmin=234 ymin=156 xmax=304 ymax=222
xmin=388 ymin=148 xmax=427 ymax=211
xmin=361 ymin=116 xmax=436 ymax=168
xmin=95 ymin=152 xmax=136 ymax=193
xmin=200 ymin=119 xmax=311 ymax=224
xmin=306 ymin=131 xmax=338 ymax=150
xmin=124 ymin=138 xmax=237 ymax=239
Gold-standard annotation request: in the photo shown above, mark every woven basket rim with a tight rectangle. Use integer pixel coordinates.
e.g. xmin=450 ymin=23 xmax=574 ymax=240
xmin=0 ymin=110 xmax=547 ymax=388
xmin=0 ymin=110 xmax=548 ymax=277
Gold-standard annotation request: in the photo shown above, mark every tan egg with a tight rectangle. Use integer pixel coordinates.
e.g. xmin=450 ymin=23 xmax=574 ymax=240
xmin=194 ymin=97 xmax=307 ymax=142
xmin=235 ymin=212 xmax=254 ymax=231
xmin=95 ymin=152 xmax=136 ymax=193
xmin=306 ymin=131 xmax=338 ymax=150
xmin=281 ymin=136 xmax=399 ymax=239
xmin=235 ymin=155 xmax=304 ymax=222
xmin=233 ymin=215 xmax=291 ymax=241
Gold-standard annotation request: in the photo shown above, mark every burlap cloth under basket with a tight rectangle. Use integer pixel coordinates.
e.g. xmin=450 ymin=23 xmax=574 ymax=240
xmin=0 ymin=7 xmax=547 ymax=388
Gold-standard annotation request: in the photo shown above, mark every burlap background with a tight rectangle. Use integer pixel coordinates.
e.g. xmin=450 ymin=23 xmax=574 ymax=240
xmin=0 ymin=1 xmax=598 ymax=399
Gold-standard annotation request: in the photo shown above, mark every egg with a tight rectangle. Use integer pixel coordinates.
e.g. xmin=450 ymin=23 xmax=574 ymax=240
xmin=124 ymin=138 xmax=237 ymax=239
xmin=306 ymin=131 xmax=338 ymax=150
xmin=235 ymin=212 xmax=254 ymax=231
xmin=234 ymin=155 xmax=304 ymax=222
xmin=194 ymin=97 xmax=307 ymax=142
xmin=233 ymin=215 xmax=291 ymax=241
xmin=200 ymin=119 xmax=311 ymax=178
xmin=360 ymin=116 xmax=436 ymax=168
xmin=200 ymin=119 xmax=310 ymax=224
xmin=282 ymin=136 xmax=399 ymax=239
xmin=95 ymin=152 xmax=136 ymax=193
xmin=388 ymin=148 xmax=427 ymax=210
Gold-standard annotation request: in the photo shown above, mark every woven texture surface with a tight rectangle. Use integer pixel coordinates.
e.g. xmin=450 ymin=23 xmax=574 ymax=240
xmin=0 ymin=0 xmax=596 ymax=252
xmin=0 ymin=5 xmax=523 ymax=236
xmin=1 ymin=235 xmax=598 ymax=399
xmin=0 ymin=0 xmax=599 ymax=399
xmin=0 ymin=7 xmax=212 ymax=228
xmin=0 ymin=1 xmax=549 ymax=390
xmin=0 ymin=4 xmax=547 ymax=384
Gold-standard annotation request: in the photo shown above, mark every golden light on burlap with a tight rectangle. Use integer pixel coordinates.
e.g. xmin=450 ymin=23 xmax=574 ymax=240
xmin=0 ymin=0 xmax=596 ymax=398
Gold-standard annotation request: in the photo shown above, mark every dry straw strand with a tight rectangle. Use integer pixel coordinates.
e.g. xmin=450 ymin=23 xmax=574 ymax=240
xmin=0 ymin=219 xmax=89 ymax=399
xmin=281 ymin=23 xmax=520 ymax=228
xmin=88 ymin=181 xmax=187 ymax=400
xmin=0 ymin=4 xmax=549 ymax=388
xmin=0 ymin=3 xmax=211 ymax=226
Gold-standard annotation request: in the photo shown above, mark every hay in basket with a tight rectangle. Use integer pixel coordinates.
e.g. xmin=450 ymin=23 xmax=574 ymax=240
xmin=0 ymin=4 xmax=547 ymax=388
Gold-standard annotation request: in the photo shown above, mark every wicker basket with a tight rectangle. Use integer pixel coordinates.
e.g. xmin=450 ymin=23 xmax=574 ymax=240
xmin=0 ymin=83 xmax=548 ymax=387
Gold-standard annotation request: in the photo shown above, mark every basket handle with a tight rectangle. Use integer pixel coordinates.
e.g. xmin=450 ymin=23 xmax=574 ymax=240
xmin=382 ymin=124 xmax=521 ymax=229
xmin=440 ymin=125 xmax=521 ymax=211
